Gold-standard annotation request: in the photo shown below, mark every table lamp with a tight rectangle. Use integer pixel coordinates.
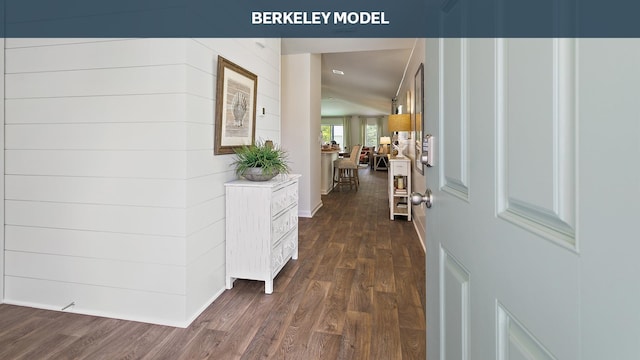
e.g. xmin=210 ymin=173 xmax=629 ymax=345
xmin=379 ymin=136 xmax=391 ymax=154
xmin=387 ymin=113 xmax=411 ymax=157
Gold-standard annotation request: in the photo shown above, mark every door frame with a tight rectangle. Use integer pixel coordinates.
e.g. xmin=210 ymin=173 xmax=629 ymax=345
xmin=1 ymin=38 xmax=5 ymax=303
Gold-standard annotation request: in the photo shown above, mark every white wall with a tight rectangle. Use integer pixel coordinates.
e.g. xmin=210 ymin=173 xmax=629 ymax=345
xmin=183 ymin=38 xmax=282 ymax=321
xmin=281 ymin=53 xmax=322 ymax=217
xmin=396 ymin=39 xmax=426 ymax=249
xmin=309 ymin=54 xmax=322 ymax=215
xmin=3 ymin=38 xmax=281 ymax=326
xmin=0 ymin=39 xmax=4 ymax=303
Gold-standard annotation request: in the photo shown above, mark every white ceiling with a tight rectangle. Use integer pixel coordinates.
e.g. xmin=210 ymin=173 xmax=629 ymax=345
xmin=282 ymin=38 xmax=417 ymax=117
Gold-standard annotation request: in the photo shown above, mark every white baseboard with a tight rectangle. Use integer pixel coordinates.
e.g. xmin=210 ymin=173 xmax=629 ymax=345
xmin=3 ymin=298 xmax=192 ymax=328
xmin=3 ymin=287 xmax=227 ymax=328
xmin=299 ymin=201 xmax=323 ymax=218
xmin=413 ymin=220 xmax=426 ymax=252
xmin=310 ymin=201 xmax=323 ymax=217
xmin=183 ymin=287 xmax=226 ymax=328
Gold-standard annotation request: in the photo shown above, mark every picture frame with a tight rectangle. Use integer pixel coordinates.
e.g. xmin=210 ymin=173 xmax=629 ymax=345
xmin=214 ymin=56 xmax=258 ymax=155
xmin=413 ymin=63 xmax=424 ymax=175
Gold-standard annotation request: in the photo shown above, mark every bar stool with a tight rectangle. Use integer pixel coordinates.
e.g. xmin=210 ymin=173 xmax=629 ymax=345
xmin=333 ymin=145 xmax=362 ymax=191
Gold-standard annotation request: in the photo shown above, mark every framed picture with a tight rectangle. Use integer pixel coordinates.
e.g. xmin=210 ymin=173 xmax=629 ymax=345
xmin=414 ymin=63 xmax=424 ymax=175
xmin=214 ymin=56 xmax=258 ymax=155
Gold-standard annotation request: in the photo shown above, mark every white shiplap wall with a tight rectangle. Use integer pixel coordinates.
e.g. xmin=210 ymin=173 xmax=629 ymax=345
xmin=183 ymin=38 xmax=282 ymax=319
xmin=0 ymin=39 xmax=5 ymax=300
xmin=3 ymin=38 xmax=281 ymax=326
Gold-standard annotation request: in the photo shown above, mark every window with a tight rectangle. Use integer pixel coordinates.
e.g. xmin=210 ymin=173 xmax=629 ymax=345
xmin=364 ymin=124 xmax=379 ymax=147
xmin=321 ymin=124 xmax=344 ymax=147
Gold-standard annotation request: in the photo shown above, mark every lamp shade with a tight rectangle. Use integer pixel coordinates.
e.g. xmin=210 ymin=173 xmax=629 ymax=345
xmin=388 ymin=114 xmax=411 ymax=132
xmin=379 ymin=136 xmax=391 ymax=154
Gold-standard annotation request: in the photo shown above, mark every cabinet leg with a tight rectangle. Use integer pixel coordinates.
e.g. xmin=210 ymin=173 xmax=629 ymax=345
xmin=226 ymin=277 xmax=234 ymax=290
xmin=265 ymin=280 xmax=273 ymax=294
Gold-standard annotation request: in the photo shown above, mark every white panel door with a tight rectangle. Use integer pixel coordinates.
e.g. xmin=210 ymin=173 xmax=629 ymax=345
xmin=423 ymin=38 xmax=640 ymax=360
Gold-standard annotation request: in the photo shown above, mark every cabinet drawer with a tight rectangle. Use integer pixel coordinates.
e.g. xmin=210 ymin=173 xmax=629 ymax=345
xmin=271 ymin=241 xmax=284 ymax=276
xmin=272 ymin=206 xmax=298 ymax=242
xmin=271 ymin=183 xmax=299 ymax=216
xmin=393 ymin=162 xmax=409 ymax=175
xmin=272 ymin=227 xmax=297 ymax=276
xmin=282 ymin=228 xmax=298 ymax=259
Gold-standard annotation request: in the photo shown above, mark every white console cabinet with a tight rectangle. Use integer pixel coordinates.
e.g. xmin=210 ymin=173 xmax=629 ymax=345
xmin=388 ymin=157 xmax=412 ymax=221
xmin=224 ymin=174 xmax=301 ymax=294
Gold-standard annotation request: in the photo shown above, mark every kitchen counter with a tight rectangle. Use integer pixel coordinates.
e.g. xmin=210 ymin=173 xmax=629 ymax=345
xmin=320 ymin=150 xmax=339 ymax=194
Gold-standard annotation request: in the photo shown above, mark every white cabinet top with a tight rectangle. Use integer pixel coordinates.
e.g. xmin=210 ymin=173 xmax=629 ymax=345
xmin=224 ymin=173 xmax=301 ymax=188
xmin=388 ymin=156 xmax=410 ymax=163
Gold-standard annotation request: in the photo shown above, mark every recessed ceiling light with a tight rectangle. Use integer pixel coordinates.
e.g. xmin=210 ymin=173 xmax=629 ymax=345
xmin=332 ymin=69 xmax=344 ymax=75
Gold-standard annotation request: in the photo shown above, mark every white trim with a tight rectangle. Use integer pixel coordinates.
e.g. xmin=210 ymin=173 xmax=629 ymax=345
xmin=412 ymin=218 xmax=426 ymax=252
xmin=1 ymin=38 xmax=5 ymax=303
xmin=300 ymin=201 xmax=323 ymax=218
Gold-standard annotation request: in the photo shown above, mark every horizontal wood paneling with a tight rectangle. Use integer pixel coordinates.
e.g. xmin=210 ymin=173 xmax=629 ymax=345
xmin=186 ymin=196 xmax=225 ymax=236
xmin=186 ymin=122 xmax=213 ymax=150
xmin=186 ymin=94 xmax=214 ymax=125
xmin=6 ymin=175 xmax=185 ymax=207
xmin=186 ymin=150 xmax=235 ymax=179
xmin=186 ymin=173 xmax=228 ymax=207
xmin=3 ymin=37 xmax=281 ymax=326
xmin=185 ymin=243 xmax=226 ymax=317
xmin=6 ymin=150 xmax=186 ymax=179
xmin=6 ymin=94 xmax=188 ymax=124
xmin=6 ymin=123 xmax=186 ymax=150
xmin=5 ymin=65 xmax=188 ymax=99
xmin=5 ymin=225 xmax=185 ymax=265
xmin=5 ymin=38 xmax=185 ymax=73
xmin=187 ymin=40 xmax=217 ymax=75
xmin=6 ymin=251 xmax=185 ymax=295
xmin=6 ymin=200 xmax=186 ymax=237
xmin=185 ymin=65 xmax=214 ymax=99
xmin=4 ymin=277 xmax=188 ymax=327
xmin=186 ymin=219 xmax=225 ymax=264
xmin=260 ymin=94 xmax=281 ymax=118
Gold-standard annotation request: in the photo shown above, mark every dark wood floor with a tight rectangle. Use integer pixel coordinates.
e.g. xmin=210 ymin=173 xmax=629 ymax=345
xmin=0 ymin=166 xmax=426 ymax=359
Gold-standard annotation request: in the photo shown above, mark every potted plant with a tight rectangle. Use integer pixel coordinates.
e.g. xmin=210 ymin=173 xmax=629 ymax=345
xmin=231 ymin=140 xmax=290 ymax=181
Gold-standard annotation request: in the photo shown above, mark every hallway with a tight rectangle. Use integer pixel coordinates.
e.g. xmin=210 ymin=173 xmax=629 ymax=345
xmin=0 ymin=167 xmax=426 ymax=359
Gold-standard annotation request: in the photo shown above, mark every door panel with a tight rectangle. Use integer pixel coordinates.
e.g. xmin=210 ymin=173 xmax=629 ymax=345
xmin=441 ymin=38 xmax=470 ymax=201
xmin=426 ymin=38 xmax=581 ymax=360
xmin=496 ymin=39 xmax=577 ymax=249
xmin=425 ymin=37 xmax=640 ymax=360
xmin=497 ymin=304 xmax=557 ymax=360
xmin=441 ymin=247 xmax=470 ymax=360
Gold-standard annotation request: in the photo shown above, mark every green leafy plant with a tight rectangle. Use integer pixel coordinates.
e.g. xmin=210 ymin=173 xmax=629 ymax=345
xmin=232 ymin=140 xmax=290 ymax=177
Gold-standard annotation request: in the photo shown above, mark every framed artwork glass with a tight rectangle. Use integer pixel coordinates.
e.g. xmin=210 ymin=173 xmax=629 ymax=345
xmin=214 ymin=56 xmax=258 ymax=155
xmin=413 ymin=63 xmax=424 ymax=175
